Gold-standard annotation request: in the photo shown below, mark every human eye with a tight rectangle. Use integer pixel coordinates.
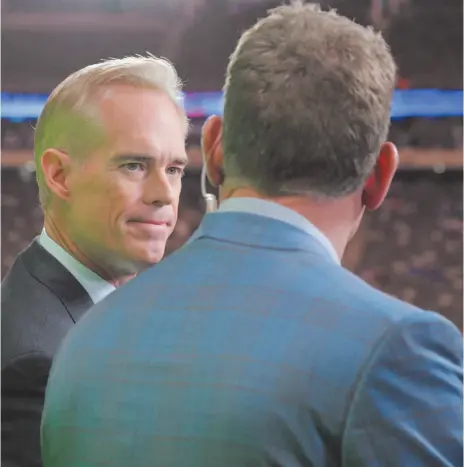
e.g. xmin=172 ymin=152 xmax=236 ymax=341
xmin=166 ymin=166 xmax=185 ymax=177
xmin=121 ymin=162 xmax=146 ymax=173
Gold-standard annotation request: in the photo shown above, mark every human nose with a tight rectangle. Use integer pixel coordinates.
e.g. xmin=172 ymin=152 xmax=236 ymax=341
xmin=143 ymin=169 xmax=175 ymax=206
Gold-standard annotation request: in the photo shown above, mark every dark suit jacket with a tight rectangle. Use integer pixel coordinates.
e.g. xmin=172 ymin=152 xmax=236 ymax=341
xmin=2 ymin=240 xmax=93 ymax=467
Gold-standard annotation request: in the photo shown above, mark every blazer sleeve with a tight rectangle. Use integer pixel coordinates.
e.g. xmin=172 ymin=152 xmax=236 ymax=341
xmin=2 ymin=352 xmax=52 ymax=467
xmin=342 ymin=312 xmax=463 ymax=467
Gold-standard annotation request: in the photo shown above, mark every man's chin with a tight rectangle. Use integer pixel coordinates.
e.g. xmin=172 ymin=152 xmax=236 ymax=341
xmin=110 ymin=251 xmax=163 ymax=277
xmin=135 ymin=249 xmax=166 ymax=268
xmin=125 ymin=237 xmax=168 ymax=264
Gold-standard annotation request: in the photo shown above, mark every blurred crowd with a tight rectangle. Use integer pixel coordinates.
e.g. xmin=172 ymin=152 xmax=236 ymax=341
xmin=2 ymin=168 xmax=462 ymax=330
xmin=2 ymin=117 xmax=463 ymax=153
xmin=174 ymin=0 xmax=463 ymax=91
xmin=3 ymin=0 xmax=462 ymax=91
xmin=2 ymin=0 xmax=463 ymax=151
xmin=1 ymin=0 xmax=463 ymax=326
xmin=1 ymin=3 xmax=462 ymax=465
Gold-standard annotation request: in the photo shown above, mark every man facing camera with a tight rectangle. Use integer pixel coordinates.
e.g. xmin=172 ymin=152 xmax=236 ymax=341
xmin=41 ymin=3 xmax=462 ymax=467
xmin=2 ymin=55 xmax=188 ymax=467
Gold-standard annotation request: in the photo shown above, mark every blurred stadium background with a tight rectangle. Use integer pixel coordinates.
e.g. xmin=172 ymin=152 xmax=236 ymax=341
xmin=1 ymin=0 xmax=463 ymax=329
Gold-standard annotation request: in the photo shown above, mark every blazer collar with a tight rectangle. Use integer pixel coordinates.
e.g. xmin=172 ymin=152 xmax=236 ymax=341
xmin=190 ymin=211 xmax=338 ymax=264
xmin=19 ymin=239 xmax=93 ymax=323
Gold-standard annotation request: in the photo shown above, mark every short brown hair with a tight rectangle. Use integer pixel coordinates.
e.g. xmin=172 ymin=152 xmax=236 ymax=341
xmin=222 ymin=2 xmax=396 ymax=197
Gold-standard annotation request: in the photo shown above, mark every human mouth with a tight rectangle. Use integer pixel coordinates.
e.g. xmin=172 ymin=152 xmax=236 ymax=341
xmin=127 ymin=220 xmax=170 ymax=236
xmin=129 ymin=218 xmax=170 ymax=226
xmin=136 ymin=221 xmax=168 ymax=226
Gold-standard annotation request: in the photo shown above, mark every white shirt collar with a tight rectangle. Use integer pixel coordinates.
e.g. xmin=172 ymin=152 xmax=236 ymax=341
xmin=38 ymin=229 xmax=116 ymax=304
xmin=218 ymin=197 xmax=340 ymax=264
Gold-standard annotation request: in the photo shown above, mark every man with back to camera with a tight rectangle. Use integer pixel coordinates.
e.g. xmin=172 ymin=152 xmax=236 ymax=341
xmin=41 ymin=3 xmax=462 ymax=466
xmin=1 ymin=55 xmax=188 ymax=467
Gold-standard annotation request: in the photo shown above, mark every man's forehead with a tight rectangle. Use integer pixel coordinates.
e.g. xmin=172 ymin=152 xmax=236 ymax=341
xmin=108 ymin=128 xmax=187 ymax=155
xmin=89 ymin=85 xmax=187 ymax=158
xmin=94 ymin=84 xmax=188 ymax=136
xmin=98 ymin=85 xmax=180 ymax=117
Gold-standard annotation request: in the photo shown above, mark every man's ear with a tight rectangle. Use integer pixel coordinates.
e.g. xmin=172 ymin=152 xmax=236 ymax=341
xmin=201 ymin=115 xmax=224 ymax=187
xmin=362 ymin=142 xmax=399 ymax=210
xmin=40 ymin=148 xmax=73 ymax=202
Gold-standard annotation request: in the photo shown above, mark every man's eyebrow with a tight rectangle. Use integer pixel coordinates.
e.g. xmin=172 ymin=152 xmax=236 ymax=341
xmin=112 ymin=154 xmax=188 ymax=166
xmin=112 ymin=154 xmax=153 ymax=163
xmin=171 ymin=155 xmax=189 ymax=167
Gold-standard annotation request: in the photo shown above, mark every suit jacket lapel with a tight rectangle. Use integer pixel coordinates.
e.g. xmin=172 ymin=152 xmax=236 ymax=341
xmin=20 ymin=240 xmax=94 ymax=323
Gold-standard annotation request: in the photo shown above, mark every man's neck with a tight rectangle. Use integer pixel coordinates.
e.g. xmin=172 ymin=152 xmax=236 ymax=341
xmin=43 ymin=217 xmax=135 ymax=288
xmin=220 ymin=187 xmax=361 ymax=260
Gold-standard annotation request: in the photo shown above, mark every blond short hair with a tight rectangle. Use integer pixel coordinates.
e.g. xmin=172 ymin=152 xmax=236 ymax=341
xmin=222 ymin=2 xmax=397 ymax=197
xmin=34 ymin=54 xmax=186 ymax=207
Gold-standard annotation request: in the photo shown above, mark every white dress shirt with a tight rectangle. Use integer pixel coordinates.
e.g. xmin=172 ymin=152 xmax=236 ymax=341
xmin=38 ymin=229 xmax=116 ymax=304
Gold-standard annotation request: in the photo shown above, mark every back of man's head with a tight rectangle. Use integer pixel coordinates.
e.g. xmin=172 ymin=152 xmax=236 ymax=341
xmin=221 ymin=1 xmax=396 ymax=198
